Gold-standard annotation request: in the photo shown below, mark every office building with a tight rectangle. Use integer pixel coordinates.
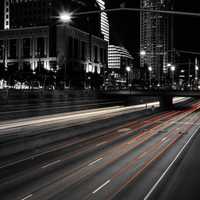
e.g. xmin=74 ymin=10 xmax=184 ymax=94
xmin=0 ymin=0 xmax=108 ymax=88
xmin=96 ymin=0 xmax=109 ymax=42
xmin=0 ymin=25 xmax=107 ymax=88
xmin=108 ymin=45 xmax=133 ymax=69
xmin=107 ymin=45 xmax=134 ymax=85
xmin=140 ymin=0 xmax=174 ymax=83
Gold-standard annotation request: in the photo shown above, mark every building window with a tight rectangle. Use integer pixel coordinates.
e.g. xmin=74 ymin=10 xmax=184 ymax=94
xmin=104 ymin=49 xmax=107 ymax=64
xmin=9 ymin=39 xmax=17 ymax=59
xmin=0 ymin=41 xmax=3 ymax=60
xmin=37 ymin=37 xmax=44 ymax=57
xmin=23 ymin=38 xmax=30 ymax=58
xmin=100 ymin=48 xmax=103 ymax=63
xmin=94 ymin=46 xmax=98 ymax=62
xmin=81 ymin=41 xmax=86 ymax=61
xmin=74 ymin=38 xmax=79 ymax=59
xmin=68 ymin=36 xmax=73 ymax=58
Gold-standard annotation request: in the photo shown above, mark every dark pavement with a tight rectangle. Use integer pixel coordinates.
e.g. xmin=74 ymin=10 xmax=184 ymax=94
xmin=152 ymin=121 xmax=200 ymax=200
xmin=0 ymin=98 xmax=200 ymax=200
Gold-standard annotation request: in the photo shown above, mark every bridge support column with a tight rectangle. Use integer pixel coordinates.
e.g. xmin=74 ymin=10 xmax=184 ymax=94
xmin=159 ymin=96 xmax=173 ymax=110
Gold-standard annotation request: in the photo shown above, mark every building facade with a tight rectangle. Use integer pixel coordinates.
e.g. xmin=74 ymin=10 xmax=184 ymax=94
xmin=0 ymin=0 xmax=108 ymax=89
xmin=107 ymin=45 xmax=134 ymax=86
xmin=96 ymin=0 xmax=109 ymax=43
xmin=140 ymin=0 xmax=174 ymax=84
xmin=0 ymin=25 xmax=107 ymax=88
xmin=108 ymin=45 xmax=133 ymax=70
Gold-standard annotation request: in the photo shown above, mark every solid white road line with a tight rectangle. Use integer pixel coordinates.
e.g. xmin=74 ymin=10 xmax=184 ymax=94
xmin=92 ymin=180 xmax=111 ymax=194
xmin=88 ymin=158 xmax=103 ymax=166
xmin=96 ymin=141 xmax=108 ymax=147
xmin=161 ymin=137 xmax=168 ymax=142
xmin=41 ymin=160 xmax=61 ymax=169
xmin=21 ymin=194 xmax=33 ymax=200
xmin=143 ymin=126 xmax=200 ymax=200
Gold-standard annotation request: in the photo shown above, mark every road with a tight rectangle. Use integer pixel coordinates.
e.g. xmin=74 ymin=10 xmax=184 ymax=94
xmin=0 ymin=98 xmax=200 ymax=200
xmin=0 ymin=94 xmax=156 ymax=121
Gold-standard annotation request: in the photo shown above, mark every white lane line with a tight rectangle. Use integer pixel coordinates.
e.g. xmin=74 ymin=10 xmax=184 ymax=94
xmin=21 ymin=194 xmax=33 ymax=200
xmin=92 ymin=180 xmax=111 ymax=194
xmin=139 ymin=151 xmax=147 ymax=159
xmin=88 ymin=158 xmax=103 ymax=166
xmin=144 ymin=126 xmax=200 ymax=200
xmin=161 ymin=137 xmax=168 ymax=142
xmin=41 ymin=160 xmax=61 ymax=169
xmin=96 ymin=141 xmax=108 ymax=147
xmin=117 ymin=128 xmax=132 ymax=133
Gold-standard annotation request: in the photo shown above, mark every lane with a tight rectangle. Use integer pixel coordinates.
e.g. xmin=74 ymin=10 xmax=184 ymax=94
xmin=111 ymin=111 xmax=200 ymax=200
xmin=1 ymin=100 xmax=199 ymax=200
xmin=0 ymin=109 xmax=180 ymax=188
xmin=45 ymin=110 xmax=200 ymax=200
xmin=0 ymin=104 xmax=187 ymax=172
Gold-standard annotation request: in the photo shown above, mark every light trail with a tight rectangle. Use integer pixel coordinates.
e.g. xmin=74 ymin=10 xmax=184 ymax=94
xmin=0 ymin=97 xmax=188 ymax=133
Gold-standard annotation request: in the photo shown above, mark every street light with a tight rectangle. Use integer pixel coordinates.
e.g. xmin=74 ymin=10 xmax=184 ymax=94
xmin=170 ymin=65 xmax=176 ymax=88
xmin=195 ymin=58 xmax=199 ymax=81
xmin=148 ymin=66 xmax=152 ymax=89
xmin=126 ymin=66 xmax=131 ymax=87
xmin=59 ymin=11 xmax=73 ymax=23
xmin=140 ymin=50 xmax=146 ymax=57
xmin=59 ymin=11 xmax=73 ymax=88
xmin=167 ymin=63 xmax=172 ymax=68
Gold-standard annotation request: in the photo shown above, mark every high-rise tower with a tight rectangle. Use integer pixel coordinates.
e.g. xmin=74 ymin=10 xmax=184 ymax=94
xmin=4 ymin=0 xmax=10 ymax=29
xmin=140 ymin=0 xmax=173 ymax=83
xmin=96 ymin=0 xmax=109 ymax=43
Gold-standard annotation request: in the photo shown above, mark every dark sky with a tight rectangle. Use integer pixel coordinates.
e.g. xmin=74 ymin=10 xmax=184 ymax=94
xmin=107 ymin=0 xmax=200 ymax=59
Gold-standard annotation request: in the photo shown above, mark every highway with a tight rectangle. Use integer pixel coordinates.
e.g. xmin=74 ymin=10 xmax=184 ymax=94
xmin=0 ymin=97 xmax=200 ymax=200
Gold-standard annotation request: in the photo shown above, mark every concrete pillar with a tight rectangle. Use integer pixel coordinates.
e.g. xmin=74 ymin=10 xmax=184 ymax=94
xmin=159 ymin=96 xmax=173 ymax=110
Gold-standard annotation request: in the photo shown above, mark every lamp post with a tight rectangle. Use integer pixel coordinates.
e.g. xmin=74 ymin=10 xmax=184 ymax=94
xmin=148 ymin=66 xmax=152 ymax=89
xmin=140 ymin=50 xmax=147 ymax=82
xmin=195 ymin=58 xmax=199 ymax=81
xmin=170 ymin=65 xmax=175 ymax=88
xmin=59 ymin=12 xmax=72 ymax=89
xmin=126 ymin=66 xmax=131 ymax=87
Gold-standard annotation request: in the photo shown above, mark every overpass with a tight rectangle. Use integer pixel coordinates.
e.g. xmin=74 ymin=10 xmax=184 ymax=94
xmin=103 ymin=90 xmax=200 ymax=108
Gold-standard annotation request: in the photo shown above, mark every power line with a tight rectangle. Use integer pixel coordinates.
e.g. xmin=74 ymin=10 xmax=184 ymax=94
xmin=74 ymin=7 xmax=200 ymax=18
xmin=177 ymin=50 xmax=200 ymax=56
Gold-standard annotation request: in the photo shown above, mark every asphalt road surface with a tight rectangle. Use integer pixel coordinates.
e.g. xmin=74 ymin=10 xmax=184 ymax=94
xmin=0 ymin=98 xmax=200 ymax=200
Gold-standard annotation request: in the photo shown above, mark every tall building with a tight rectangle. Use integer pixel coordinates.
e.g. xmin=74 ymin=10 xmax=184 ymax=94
xmin=0 ymin=2 xmax=4 ymax=30
xmin=140 ymin=0 xmax=174 ymax=83
xmin=96 ymin=0 xmax=109 ymax=42
xmin=4 ymin=0 xmax=10 ymax=29
xmin=108 ymin=45 xmax=133 ymax=69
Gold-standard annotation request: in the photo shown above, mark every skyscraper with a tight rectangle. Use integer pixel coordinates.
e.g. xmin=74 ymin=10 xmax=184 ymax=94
xmin=140 ymin=0 xmax=174 ymax=83
xmin=4 ymin=0 xmax=10 ymax=29
xmin=96 ymin=0 xmax=109 ymax=42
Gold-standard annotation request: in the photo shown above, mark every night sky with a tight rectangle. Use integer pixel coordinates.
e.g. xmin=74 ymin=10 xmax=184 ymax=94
xmin=107 ymin=0 xmax=200 ymax=60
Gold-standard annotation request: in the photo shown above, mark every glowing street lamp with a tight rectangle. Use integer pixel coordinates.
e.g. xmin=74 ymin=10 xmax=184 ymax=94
xmin=126 ymin=66 xmax=131 ymax=72
xmin=170 ymin=65 xmax=176 ymax=87
xmin=195 ymin=58 xmax=199 ymax=81
xmin=148 ymin=66 xmax=152 ymax=88
xmin=140 ymin=50 xmax=146 ymax=57
xmin=167 ymin=63 xmax=172 ymax=68
xmin=170 ymin=65 xmax=175 ymax=72
xmin=59 ymin=11 xmax=73 ymax=23
xmin=126 ymin=66 xmax=131 ymax=86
